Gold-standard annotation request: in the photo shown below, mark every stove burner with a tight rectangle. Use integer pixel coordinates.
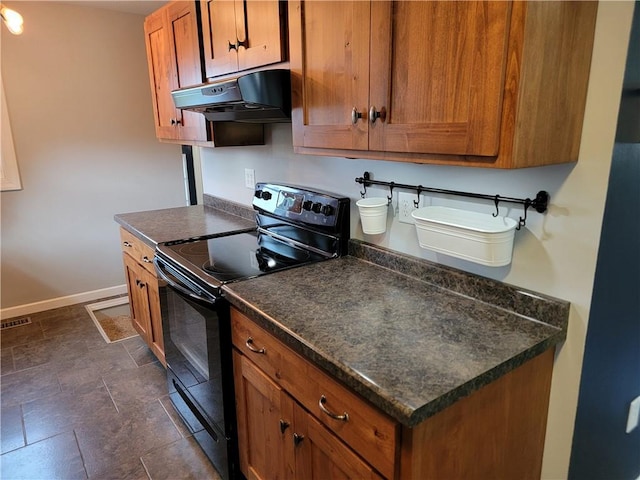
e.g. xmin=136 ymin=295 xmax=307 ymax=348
xmin=254 ymin=246 xmax=310 ymax=272
xmin=202 ymin=259 xmax=238 ymax=275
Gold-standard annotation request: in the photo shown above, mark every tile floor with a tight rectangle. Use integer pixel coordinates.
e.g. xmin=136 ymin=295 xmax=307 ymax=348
xmin=1 ymin=298 xmax=221 ymax=480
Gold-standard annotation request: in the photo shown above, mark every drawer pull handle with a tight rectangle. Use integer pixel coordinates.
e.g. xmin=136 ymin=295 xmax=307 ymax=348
xmin=319 ymin=395 xmax=349 ymax=422
xmin=279 ymin=419 xmax=290 ymax=433
xmin=142 ymin=256 xmax=152 ymax=263
xmin=293 ymin=433 xmax=304 ymax=446
xmin=123 ymin=241 xmax=132 ymax=248
xmin=245 ymin=337 xmax=266 ymax=354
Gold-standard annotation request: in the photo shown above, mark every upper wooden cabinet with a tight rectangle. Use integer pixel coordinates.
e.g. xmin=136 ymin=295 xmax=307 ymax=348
xmin=200 ymin=0 xmax=288 ymax=79
xmin=144 ymin=1 xmax=207 ymax=142
xmin=289 ymin=1 xmax=598 ymax=168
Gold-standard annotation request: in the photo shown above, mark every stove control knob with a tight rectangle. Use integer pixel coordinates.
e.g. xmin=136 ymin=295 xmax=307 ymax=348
xmin=311 ymin=202 xmax=322 ymax=214
xmin=254 ymin=189 xmax=262 ymax=198
xmin=261 ymin=191 xmax=272 ymax=200
xmin=302 ymin=200 xmax=313 ymax=211
xmin=321 ymin=204 xmax=335 ymax=216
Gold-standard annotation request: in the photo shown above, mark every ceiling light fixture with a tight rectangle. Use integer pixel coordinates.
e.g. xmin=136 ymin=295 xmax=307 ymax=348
xmin=0 ymin=3 xmax=24 ymax=35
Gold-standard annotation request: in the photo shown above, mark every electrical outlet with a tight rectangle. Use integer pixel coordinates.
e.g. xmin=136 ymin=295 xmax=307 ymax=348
xmin=244 ymin=168 xmax=255 ymax=189
xmin=398 ymin=192 xmax=418 ymax=224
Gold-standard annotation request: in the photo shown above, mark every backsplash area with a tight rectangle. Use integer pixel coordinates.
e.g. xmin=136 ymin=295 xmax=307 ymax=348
xmin=199 ymin=123 xmax=578 ymax=284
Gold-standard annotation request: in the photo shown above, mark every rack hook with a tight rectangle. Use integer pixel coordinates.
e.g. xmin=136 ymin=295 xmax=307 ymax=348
xmin=517 ymin=198 xmax=532 ymax=230
xmin=414 ymin=186 xmax=423 ymax=208
xmin=357 ymin=171 xmax=372 ymax=198
xmin=492 ymin=195 xmax=500 ymax=217
xmin=387 ymin=182 xmax=395 ymax=205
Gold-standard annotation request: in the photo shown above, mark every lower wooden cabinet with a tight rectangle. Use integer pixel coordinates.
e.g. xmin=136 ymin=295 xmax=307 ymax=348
xmin=233 ymin=350 xmax=288 ymax=479
xmin=233 ymin=350 xmax=381 ymax=479
xmin=231 ymin=307 xmax=556 ymax=479
xmin=120 ymin=229 xmax=165 ymax=366
xmin=292 ymin=400 xmax=383 ymax=479
xmin=232 ymin=308 xmax=394 ymax=478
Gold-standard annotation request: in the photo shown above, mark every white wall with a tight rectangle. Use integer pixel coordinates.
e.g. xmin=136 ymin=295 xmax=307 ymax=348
xmin=0 ymin=2 xmax=185 ymax=309
xmin=200 ymin=3 xmax=635 ymax=477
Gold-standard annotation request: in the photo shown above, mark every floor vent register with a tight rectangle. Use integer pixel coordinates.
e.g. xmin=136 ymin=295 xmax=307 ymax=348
xmin=0 ymin=316 xmax=32 ymax=330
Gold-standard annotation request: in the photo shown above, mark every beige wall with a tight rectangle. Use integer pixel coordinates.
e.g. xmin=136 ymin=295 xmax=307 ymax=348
xmin=199 ymin=2 xmax=635 ymax=477
xmin=0 ymin=2 xmax=185 ymax=309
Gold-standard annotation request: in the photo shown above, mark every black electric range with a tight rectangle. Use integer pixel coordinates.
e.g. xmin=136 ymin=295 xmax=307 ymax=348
xmin=156 ymin=183 xmax=350 ymax=298
xmin=153 ymin=183 xmax=350 ymax=479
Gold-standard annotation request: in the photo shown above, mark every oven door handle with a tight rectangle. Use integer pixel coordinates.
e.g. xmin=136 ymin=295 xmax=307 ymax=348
xmin=154 ymin=257 xmax=219 ymax=306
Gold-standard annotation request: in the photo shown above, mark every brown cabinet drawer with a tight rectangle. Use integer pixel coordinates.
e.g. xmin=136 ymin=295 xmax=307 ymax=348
xmin=231 ymin=308 xmax=398 ymax=479
xmin=119 ymin=228 xmax=156 ymax=275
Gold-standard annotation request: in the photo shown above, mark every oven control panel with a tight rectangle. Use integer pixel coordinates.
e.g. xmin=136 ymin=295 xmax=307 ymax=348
xmin=253 ymin=183 xmax=348 ymax=228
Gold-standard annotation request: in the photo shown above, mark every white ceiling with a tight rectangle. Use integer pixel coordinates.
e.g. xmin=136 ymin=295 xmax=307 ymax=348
xmin=59 ymin=1 xmax=168 ymax=16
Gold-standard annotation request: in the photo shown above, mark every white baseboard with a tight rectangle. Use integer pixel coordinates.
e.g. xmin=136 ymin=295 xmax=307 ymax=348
xmin=0 ymin=285 xmax=128 ymax=319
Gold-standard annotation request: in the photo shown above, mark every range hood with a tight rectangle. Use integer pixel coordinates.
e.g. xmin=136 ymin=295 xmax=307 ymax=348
xmin=171 ymin=69 xmax=291 ymax=123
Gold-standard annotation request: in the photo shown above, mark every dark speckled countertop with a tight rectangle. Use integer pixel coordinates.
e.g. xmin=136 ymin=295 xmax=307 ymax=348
xmin=224 ymin=240 xmax=569 ymax=427
xmin=114 ymin=196 xmax=255 ymax=246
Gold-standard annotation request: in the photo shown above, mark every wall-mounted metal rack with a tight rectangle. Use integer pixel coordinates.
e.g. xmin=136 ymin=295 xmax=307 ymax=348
xmin=355 ymin=171 xmax=549 ymax=230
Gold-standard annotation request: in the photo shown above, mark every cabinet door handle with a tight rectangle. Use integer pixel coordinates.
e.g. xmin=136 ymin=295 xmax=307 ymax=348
xmin=369 ymin=106 xmax=386 ymax=124
xmin=245 ymin=337 xmax=266 ymax=354
xmin=142 ymin=256 xmax=152 ymax=263
xmin=236 ymin=38 xmax=248 ymax=50
xmin=293 ymin=433 xmax=304 ymax=446
xmin=279 ymin=419 xmax=290 ymax=433
xmin=319 ymin=395 xmax=349 ymax=422
xmin=123 ymin=241 xmax=132 ymax=248
xmin=351 ymin=107 xmax=363 ymax=125
xmin=170 ymin=118 xmax=182 ymax=126
xmin=228 ymin=40 xmax=238 ymax=51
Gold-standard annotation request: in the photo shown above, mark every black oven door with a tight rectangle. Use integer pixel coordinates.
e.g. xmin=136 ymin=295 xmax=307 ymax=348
xmin=155 ymin=258 xmax=238 ymax=479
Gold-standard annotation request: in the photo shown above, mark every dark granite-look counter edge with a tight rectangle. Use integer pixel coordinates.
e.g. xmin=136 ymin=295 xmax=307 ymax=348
xmin=114 ymin=197 xmax=255 ymax=247
xmin=223 ymin=241 xmax=569 ymax=428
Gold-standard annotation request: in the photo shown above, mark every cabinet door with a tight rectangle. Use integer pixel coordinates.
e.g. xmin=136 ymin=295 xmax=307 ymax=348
xmin=166 ymin=1 xmax=208 ymax=141
xmin=140 ymin=267 xmax=165 ymax=365
xmin=202 ymin=0 xmax=287 ymax=79
xmin=289 ymin=0 xmax=371 ymax=150
xmin=237 ymin=0 xmax=287 ymax=72
xmin=144 ymin=8 xmax=180 ymax=140
xmin=201 ymin=0 xmax=240 ymax=77
xmin=293 ymin=404 xmax=383 ymax=480
xmin=144 ymin=1 xmax=207 ymax=142
xmin=234 ymin=351 xmax=290 ymax=480
xmin=122 ymin=253 xmax=151 ymax=344
xmin=369 ymin=1 xmax=511 ymax=156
